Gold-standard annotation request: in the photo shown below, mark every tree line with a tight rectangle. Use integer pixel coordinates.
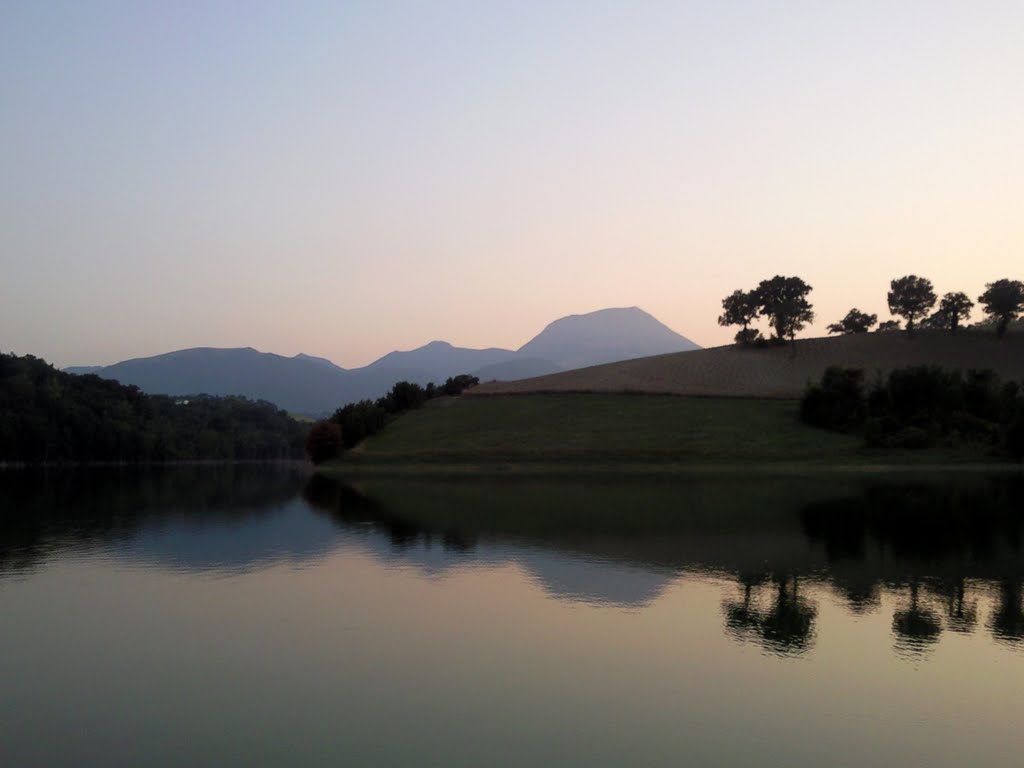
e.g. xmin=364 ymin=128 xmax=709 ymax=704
xmin=305 ymin=374 xmax=479 ymax=464
xmin=800 ymin=364 xmax=1024 ymax=459
xmin=719 ymin=275 xmax=1024 ymax=344
xmin=0 ymin=352 xmax=306 ymax=463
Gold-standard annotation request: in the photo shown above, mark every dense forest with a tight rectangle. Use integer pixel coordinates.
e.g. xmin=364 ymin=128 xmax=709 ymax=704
xmin=0 ymin=352 xmax=306 ymax=463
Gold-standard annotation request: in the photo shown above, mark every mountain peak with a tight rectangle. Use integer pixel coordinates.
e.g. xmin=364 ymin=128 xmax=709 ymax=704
xmin=518 ymin=307 xmax=699 ymax=367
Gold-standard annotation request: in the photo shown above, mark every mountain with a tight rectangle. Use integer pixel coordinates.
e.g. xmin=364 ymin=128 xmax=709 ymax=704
xmin=80 ymin=348 xmax=353 ymax=415
xmin=515 ymin=306 xmax=699 ymax=371
xmin=66 ymin=307 xmax=700 ymax=414
xmin=364 ymin=340 xmax=517 ymax=382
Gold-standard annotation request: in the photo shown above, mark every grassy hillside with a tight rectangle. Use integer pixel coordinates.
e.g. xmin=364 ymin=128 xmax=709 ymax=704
xmin=472 ymin=331 xmax=1024 ymax=399
xmin=328 ymin=394 xmax=882 ymax=470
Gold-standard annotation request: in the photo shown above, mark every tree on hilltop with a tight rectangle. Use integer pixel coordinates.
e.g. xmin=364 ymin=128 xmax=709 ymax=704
xmin=938 ymin=292 xmax=974 ymax=334
xmin=718 ymin=289 xmax=762 ymax=345
xmin=887 ymin=275 xmax=936 ymax=335
xmin=877 ymin=320 xmax=901 ymax=332
xmin=827 ymin=309 xmax=877 ymax=335
xmin=978 ymin=279 xmax=1024 ymax=338
xmin=755 ymin=276 xmax=814 ymax=344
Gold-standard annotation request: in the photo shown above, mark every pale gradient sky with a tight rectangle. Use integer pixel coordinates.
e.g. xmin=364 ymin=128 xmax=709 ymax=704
xmin=2 ymin=1 xmax=1022 ymax=368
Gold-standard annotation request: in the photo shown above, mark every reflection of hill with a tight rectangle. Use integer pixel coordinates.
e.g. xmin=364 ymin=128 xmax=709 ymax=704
xmin=302 ymin=474 xmax=675 ymax=606
xmin=312 ymin=473 xmax=1024 ymax=652
xmin=0 ymin=466 xmax=314 ymax=576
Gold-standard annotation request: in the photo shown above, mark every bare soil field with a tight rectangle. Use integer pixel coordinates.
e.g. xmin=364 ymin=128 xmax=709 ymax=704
xmin=470 ymin=332 xmax=1024 ymax=399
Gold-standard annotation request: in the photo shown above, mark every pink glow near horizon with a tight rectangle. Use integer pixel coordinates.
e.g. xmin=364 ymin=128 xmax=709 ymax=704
xmin=1 ymin=2 xmax=1021 ymax=368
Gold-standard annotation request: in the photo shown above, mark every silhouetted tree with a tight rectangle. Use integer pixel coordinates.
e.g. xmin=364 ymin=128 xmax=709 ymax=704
xmin=919 ymin=307 xmax=950 ymax=331
xmin=978 ymin=279 xmax=1024 ymax=338
xmin=305 ymin=421 xmax=343 ymax=465
xmin=718 ymin=289 xmax=761 ymax=345
xmin=887 ymin=275 xmax=936 ymax=335
xmin=827 ymin=308 xmax=877 ymax=335
xmin=877 ymin=320 xmax=901 ymax=332
xmin=938 ymin=292 xmax=974 ymax=334
xmin=377 ymin=381 xmax=428 ymax=413
xmin=442 ymin=374 xmax=479 ymax=396
xmin=754 ymin=276 xmax=814 ymax=344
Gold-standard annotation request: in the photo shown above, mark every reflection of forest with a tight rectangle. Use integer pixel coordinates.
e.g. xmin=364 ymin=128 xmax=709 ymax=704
xmin=309 ymin=473 xmax=1024 ymax=655
xmin=0 ymin=465 xmax=309 ymax=575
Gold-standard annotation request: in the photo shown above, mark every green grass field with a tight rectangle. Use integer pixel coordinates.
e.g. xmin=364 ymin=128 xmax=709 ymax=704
xmin=321 ymin=393 xmax=1018 ymax=473
xmin=327 ymin=393 xmax=879 ymax=469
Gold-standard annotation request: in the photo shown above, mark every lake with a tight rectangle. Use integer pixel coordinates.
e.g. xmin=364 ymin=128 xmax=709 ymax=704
xmin=1 ymin=466 xmax=1022 ymax=767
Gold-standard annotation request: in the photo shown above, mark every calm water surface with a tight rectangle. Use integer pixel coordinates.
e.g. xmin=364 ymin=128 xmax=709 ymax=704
xmin=1 ymin=466 xmax=1023 ymax=767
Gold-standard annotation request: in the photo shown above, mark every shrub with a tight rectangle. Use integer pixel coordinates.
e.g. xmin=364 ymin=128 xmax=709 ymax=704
xmin=331 ymin=400 xmax=388 ymax=449
xmin=1007 ymin=406 xmax=1024 ymax=460
xmin=803 ymin=365 xmax=1021 ymax=458
xmin=305 ymin=421 xmax=344 ymax=465
xmin=799 ymin=367 xmax=866 ymax=432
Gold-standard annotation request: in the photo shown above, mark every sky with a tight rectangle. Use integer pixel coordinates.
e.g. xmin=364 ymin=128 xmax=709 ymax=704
xmin=2 ymin=1 xmax=1022 ymax=368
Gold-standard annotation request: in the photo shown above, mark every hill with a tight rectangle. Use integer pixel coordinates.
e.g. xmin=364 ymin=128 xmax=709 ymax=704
xmin=67 ymin=307 xmax=700 ymax=414
xmin=472 ymin=331 xmax=1024 ymax=399
xmin=328 ymin=394 xmax=866 ymax=469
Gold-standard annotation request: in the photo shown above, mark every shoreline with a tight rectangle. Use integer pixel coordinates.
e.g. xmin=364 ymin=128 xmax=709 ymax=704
xmin=319 ymin=460 xmax=1023 ymax=478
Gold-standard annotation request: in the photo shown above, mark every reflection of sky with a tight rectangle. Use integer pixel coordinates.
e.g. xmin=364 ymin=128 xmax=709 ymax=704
xmin=2 ymin=539 xmax=1022 ymax=768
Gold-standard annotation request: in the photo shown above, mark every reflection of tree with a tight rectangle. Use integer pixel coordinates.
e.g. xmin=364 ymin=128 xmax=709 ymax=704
xmin=934 ymin=576 xmax=978 ymax=634
xmin=760 ymin=575 xmax=817 ymax=655
xmin=989 ymin=580 xmax=1024 ymax=643
xmin=892 ymin=581 xmax=943 ymax=654
xmin=723 ymin=571 xmax=769 ymax=640
xmin=722 ymin=573 xmax=817 ymax=656
xmin=303 ymin=476 xmax=479 ymax=553
xmin=829 ymin=574 xmax=881 ymax=615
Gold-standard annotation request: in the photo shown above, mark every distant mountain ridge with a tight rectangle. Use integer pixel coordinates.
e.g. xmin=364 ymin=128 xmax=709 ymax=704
xmin=66 ymin=307 xmax=699 ymax=415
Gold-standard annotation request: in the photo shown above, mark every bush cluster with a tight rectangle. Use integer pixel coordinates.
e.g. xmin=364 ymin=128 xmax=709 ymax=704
xmin=305 ymin=374 xmax=479 ymax=464
xmin=801 ymin=365 xmax=1024 ymax=457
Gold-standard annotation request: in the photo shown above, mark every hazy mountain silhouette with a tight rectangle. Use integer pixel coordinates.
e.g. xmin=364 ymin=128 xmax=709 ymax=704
xmin=66 ymin=307 xmax=699 ymax=414
xmin=365 ymin=340 xmax=517 ymax=382
xmin=517 ymin=306 xmax=699 ymax=369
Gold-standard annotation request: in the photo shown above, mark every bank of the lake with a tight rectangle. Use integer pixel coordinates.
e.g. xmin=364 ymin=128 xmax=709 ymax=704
xmin=321 ymin=393 xmax=1020 ymax=475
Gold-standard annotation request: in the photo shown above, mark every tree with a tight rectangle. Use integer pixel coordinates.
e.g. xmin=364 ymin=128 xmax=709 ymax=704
xmin=877 ymin=320 xmax=901 ymax=332
xmin=305 ymin=420 xmax=343 ymax=465
xmin=733 ymin=328 xmax=763 ymax=345
xmin=919 ymin=308 xmax=950 ymax=331
xmin=888 ymin=275 xmax=936 ymax=334
xmin=718 ymin=289 xmax=761 ymax=344
xmin=978 ymin=279 xmax=1024 ymax=338
xmin=938 ymin=292 xmax=974 ymax=334
xmin=754 ymin=276 xmax=814 ymax=343
xmin=827 ymin=309 xmax=877 ymax=335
